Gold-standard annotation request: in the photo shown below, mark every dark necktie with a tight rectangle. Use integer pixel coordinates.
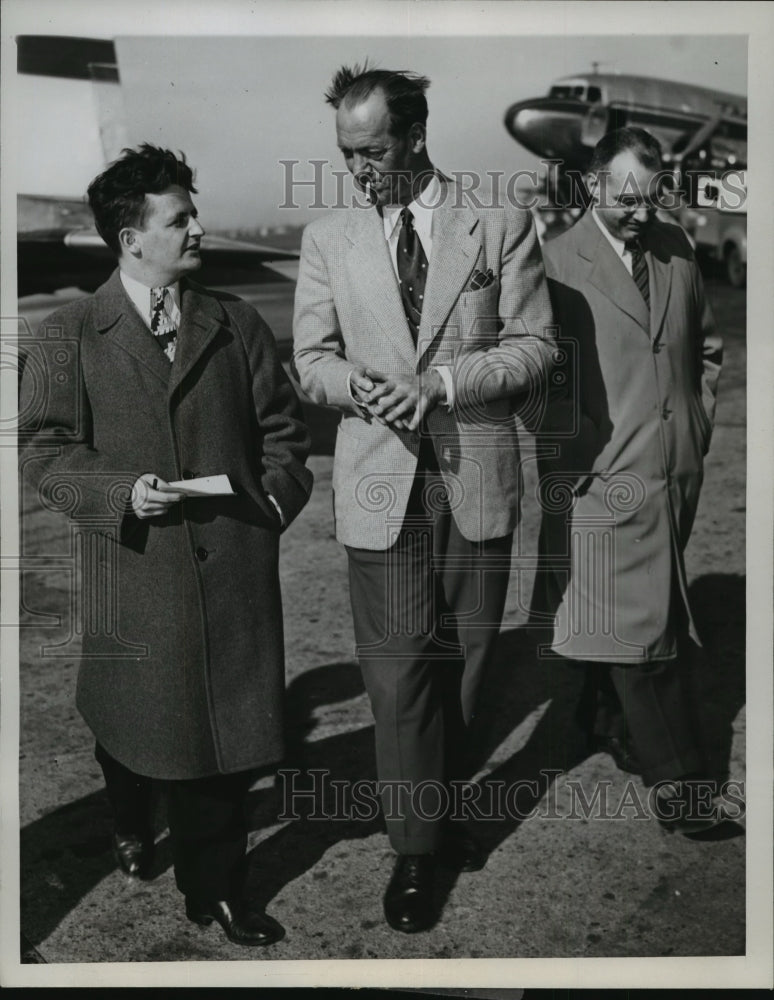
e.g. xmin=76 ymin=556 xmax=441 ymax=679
xmin=150 ymin=287 xmax=178 ymax=362
xmin=624 ymin=240 xmax=650 ymax=309
xmin=397 ymin=207 xmax=428 ymax=343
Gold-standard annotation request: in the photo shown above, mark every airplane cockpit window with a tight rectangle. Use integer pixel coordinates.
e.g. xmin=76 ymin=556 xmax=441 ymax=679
xmin=548 ymin=83 xmax=592 ymax=101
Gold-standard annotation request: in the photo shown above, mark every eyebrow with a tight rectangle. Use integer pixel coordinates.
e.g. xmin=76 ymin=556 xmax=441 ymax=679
xmin=167 ymin=206 xmax=198 ymax=222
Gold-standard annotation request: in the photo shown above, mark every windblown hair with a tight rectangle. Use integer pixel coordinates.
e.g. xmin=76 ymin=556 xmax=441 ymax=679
xmin=86 ymin=143 xmax=197 ymax=255
xmin=325 ymin=63 xmax=430 ymax=134
xmin=589 ymin=126 xmax=664 ymax=174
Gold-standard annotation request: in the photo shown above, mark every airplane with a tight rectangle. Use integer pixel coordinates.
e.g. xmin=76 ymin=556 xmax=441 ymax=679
xmin=504 ymin=71 xmax=747 ymax=183
xmin=504 ymin=71 xmax=748 ymax=285
xmin=16 ymin=36 xmax=299 ymax=299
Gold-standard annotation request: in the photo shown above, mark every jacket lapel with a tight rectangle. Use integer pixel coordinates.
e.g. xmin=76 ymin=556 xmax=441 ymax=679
xmin=417 ymin=187 xmax=480 ymax=361
xmin=644 ymin=232 xmax=672 ymax=346
xmin=168 ymin=281 xmax=225 ymax=396
xmin=580 ymin=213 xmax=650 ymax=335
xmin=93 ymin=270 xmax=172 ymax=386
xmin=345 ymin=206 xmax=417 ymax=367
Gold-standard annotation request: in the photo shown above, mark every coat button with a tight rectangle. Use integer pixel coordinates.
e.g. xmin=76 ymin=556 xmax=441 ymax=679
xmin=195 ymin=547 xmax=208 ymax=561
xmin=653 ymin=343 xmax=662 ymax=353
xmin=183 ymin=469 xmax=195 ymax=480
xmin=662 ymin=407 xmax=672 ymax=420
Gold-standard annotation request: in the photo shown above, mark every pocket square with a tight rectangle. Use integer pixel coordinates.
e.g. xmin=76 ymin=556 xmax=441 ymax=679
xmin=468 ymin=267 xmax=495 ymax=291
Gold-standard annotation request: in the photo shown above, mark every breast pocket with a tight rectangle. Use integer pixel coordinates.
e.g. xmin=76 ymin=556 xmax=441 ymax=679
xmin=458 ymin=281 xmax=502 ymax=343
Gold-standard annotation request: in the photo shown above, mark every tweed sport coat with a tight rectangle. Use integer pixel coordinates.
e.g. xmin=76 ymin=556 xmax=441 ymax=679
xmin=19 ymin=270 xmax=313 ymax=779
xmin=292 ymin=175 xmax=556 ymax=549
xmin=532 ymin=211 xmax=723 ymax=662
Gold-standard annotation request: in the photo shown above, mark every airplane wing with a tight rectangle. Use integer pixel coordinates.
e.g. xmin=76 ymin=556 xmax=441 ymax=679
xmin=18 ymin=226 xmax=299 ymax=296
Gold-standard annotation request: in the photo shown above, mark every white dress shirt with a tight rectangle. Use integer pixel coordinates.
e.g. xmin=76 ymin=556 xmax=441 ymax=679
xmin=591 ymin=208 xmax=634 ymax=276
xmin=119 ymin=270 xmax=182 ymax=328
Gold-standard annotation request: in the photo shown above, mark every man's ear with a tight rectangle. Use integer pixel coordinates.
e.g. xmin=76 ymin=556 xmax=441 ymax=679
xmin=585 ymin=172 xmax=599 ymax=200
xmin=119 ymin=227 xmax=141 ymax=258
xmin=409 ymin=123 xmax=426 ymax=155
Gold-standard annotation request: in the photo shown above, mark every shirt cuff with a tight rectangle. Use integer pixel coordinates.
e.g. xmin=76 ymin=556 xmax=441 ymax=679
xmin=346 ymin=369 xmax=371 ymax=414
xmin=431 ymin=365 xmax=454 ymax=409
xmin=267 ymin=493 xmax=285 ymax=527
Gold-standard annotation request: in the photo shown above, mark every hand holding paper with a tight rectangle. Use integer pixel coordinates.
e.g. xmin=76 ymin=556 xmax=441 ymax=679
xmin=161 ymin=474 xmax=236 ymax=498
xmin=132 ymin=474 xmax=235 ymax=517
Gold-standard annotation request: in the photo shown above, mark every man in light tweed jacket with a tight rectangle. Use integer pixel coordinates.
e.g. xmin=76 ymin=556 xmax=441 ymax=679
xmin=293 ymin=65 xmax=555 ymax=933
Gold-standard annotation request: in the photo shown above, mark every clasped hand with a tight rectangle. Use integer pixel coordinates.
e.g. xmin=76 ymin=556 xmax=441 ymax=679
xmin=350 ymin=367 xmax=445 ymax=432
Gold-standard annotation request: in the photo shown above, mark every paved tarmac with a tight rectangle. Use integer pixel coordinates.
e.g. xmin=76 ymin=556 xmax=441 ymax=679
xmin=13 ymin=278 xmax=750 ymax=983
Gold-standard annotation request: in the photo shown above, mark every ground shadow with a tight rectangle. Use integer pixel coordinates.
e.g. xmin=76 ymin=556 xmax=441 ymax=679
xmin=19 ymin=575 xmax=744 ymax=947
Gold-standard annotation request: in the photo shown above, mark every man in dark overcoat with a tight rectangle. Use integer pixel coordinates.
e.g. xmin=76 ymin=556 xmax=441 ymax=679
xmin=19 ymin=144 xmax=313 ymax=945
xmin=533 ymin=127 xmax=725 ymax=833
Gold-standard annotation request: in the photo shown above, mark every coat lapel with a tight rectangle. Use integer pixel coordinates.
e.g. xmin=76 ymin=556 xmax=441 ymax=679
xmin=417 ymin=188 xmax=480 ymax=361
xmin=168 ymin=281 xmax=226 ymax=396
xmin=644 ymin=232 xmax=672 ymax=345
xmin=345 ymin=206 xmax=417 ymax=367
xmin=93 ymin=270 xmax=172 ymax=386
xmin=580 ymin=213 xmax=650 ymax=335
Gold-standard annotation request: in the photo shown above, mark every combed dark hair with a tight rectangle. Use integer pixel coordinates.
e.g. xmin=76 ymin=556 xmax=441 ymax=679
xmin=589 ymin=126 xmax=664 ymax=174
xmin=86 ymin=143 xmax=197 ymax=255
xmin=324 ymin=63 xmax=430 ymax=134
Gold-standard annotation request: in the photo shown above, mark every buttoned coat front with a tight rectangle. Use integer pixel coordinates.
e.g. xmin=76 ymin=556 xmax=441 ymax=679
xmin=20 ymin=271 xmax=313 ymax=779
xmin=292 ymin=176 xmax=556 ymax=549
xmin=533 ymin=211 xmax=722 ymax=662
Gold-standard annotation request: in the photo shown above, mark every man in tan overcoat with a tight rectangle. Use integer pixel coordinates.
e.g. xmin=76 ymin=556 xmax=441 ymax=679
xmin=533 ymin=127 xmax=725 ymax=834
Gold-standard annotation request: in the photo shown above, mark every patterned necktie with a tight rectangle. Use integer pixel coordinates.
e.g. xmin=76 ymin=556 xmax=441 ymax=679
xmin=150 ymin=287 xmax=177 ymax=362
xmin=624 ymin=240 xmax=650 ymax=309
xmin=397 ymin=207 xmax=428 ymax=344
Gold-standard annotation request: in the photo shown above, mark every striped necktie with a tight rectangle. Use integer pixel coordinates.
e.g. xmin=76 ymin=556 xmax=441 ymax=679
xmin=150 ymin=287 xmax=177 ymax=362
xmin=624 ymin=240 xmax=650 ymax=309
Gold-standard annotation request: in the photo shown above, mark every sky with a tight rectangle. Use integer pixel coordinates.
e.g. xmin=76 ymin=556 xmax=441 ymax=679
xmin=15 ymin=32 xmax=747 ymax=229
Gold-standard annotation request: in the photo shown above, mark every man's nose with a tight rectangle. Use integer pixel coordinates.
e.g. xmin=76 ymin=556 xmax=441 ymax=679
xmin=189 ymin=217 xmax=205 ymax=238
xmin=632 ymin=204 xmax=650 ymax=223
xmin=352 ymin=153 xmax=371 ymax=177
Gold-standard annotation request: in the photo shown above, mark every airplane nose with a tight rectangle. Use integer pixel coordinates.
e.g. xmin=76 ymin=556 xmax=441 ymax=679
xmin=504 ymin=97 xmax=589 ymax=170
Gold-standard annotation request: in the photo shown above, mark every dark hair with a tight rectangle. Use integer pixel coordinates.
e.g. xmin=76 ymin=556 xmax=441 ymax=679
xmin=324 ymin=63 xmax=430 ymax=135
xmin=86 ymin=143 xmax=197 ymax=255
xmin=589 ymin=126 xmax=664 ymax=174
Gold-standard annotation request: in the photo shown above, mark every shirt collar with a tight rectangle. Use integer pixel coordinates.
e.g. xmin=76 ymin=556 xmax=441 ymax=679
xmin=120 ymin=270 xmax=181 ymax=327
xmin=591 ymin=207 xmax=628 ymax=259
xmin=382 ymin=173 xmax=442 ymax=243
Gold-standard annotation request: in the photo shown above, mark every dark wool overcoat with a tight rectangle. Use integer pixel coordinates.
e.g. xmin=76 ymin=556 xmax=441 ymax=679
xmin=20 ymin=270 xmax=313 ymax=779
xmin=532 ymin=213 xmax=723 ymax=663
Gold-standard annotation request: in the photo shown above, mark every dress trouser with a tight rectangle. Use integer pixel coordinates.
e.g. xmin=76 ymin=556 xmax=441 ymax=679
xmin=95 ymin=742 xmax=251 ymax=899
xmin=575 ymin=657 xmax=704 ymax=786
xmin=345 ymin=440 xmax=512 ymax=854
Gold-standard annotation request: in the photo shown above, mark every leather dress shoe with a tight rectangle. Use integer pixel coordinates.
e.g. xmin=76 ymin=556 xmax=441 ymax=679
xmin=593 ymin=734 xmax=641 ymax=774
xmin=436 ymin=827 xmax=487 ymax=872
xmin=185 ymin=897 xmax=285 ymax=947
xmin=653 ymin=780 xmax=725 ymax=836
xmin=112 ymin=832 xmax=154 ymax=879
xmin=383 ymin=854 xmax=436 ymax=933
